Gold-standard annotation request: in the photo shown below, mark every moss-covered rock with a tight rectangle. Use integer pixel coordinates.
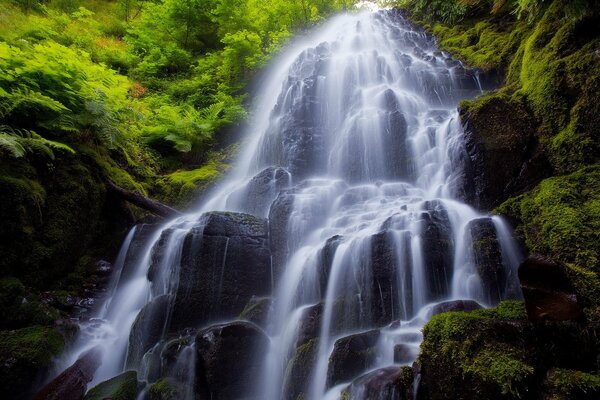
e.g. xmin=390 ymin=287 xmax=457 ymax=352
xmin=85 ymin=370 xmax=139 ymax=400
xmin=0 ymin=326 xmax=65 ymax=400
xmin=147 ymin=378 xmax=178 ymax=400
xmin=0 ymin=277 xmax=60 ymax=329
xmin=543 ymin=368 xmax=600 ymax=400
xmin=418 ymin=301 xmax=599 ymax=400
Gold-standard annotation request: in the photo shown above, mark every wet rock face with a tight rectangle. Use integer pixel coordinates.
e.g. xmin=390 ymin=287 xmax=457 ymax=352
xmin=283 ymin=338 xmax=320 ymax=400
xmin=468 ymin=217 xmax=506 ymax=305
xmin=430 ymin=299 xmax=483 ymax=317
xmin=84 ymin=370 xmax=138 ymax=400
xmin=33 ymin=346 xmax=102 ymax=400
xmin=126 ymin=294 xmax=170 ymax=368
xmin=195 ymin=321 xmax=269 ymax=400
xmin=459 ymin=94 xmax=551 ymax=210
xmin=420 ymin=200 xmax=454 ymax=302
xmin=226 ymin=167 xmax=291 ymax=217
xmin=119 ymin=224 xmax=159 ymax=284
xmin=342 ymin=366 xmax=412 ymax=400
xmin=169 ymin=212 xmax=271 ymax=333
xmin=370 ymin=231 xmax=402 ymax=325
xmin=519 ymin=255 xmax=583 ymax=322
xmin=268 ymin=191 xmax=295 ymax=280
xmin=326 ymin=329 xmax=381 ymax=388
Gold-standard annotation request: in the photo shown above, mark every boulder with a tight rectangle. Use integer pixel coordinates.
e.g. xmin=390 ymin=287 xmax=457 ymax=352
xmin=238 ymin=296 xmax=272 ymax=327
xmin=341 ymin=366 xmax=414 ymax=400
xmin=393 ymin=344 xmax=418 ymax=364
xmin=282 ymin=338 xmax=320 ymax=400
xmin=159 ymin=335 xmax=195 ymax=380
xmin=33 ymin=346 xmax=102 ymax=400
xmin=460 ymin=93 xmax=551 ymax=210
xmin=226 ymin=167 xmax=291 ymax=217
xmin=468 ymin=217 xmax=506 ymax=305
xmin=326 ymin=329 xmax=381 ymax=388
xmin=195 ymin=321 xmax=269 ymax=400
xmin=316 ymin=235 xmax=344 ymax=295
xmin=170 ymin=212 xmax=271 ymax=332
xmin=118 ymin=224 xmax=159 ymax=285
xmin=430 ymin=299 xmax=483 ymax=317
xmin=269 ymin=191 xmax=295 ymax=280
xmin=420 ymin=200 xmax=454 ymax=302
xmin=518 ymin=255 xmax=583 ymax=322
xmin=370 ymin=230 xmax=403 ymax=324
xmin=125 ymin=294 xmax=170 ymax=368
xmin=84 ymin=370 xmax=138 ymax=400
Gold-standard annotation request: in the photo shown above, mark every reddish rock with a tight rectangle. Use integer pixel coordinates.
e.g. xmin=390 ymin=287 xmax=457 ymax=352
xmin=518 ymin=255 xmax=583 ymax=322
xmin=33 ymin=346 xmax=102 ymax=400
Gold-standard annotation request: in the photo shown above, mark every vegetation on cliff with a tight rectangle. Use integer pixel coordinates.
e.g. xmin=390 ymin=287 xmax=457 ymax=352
xmin=396 ymin=0 xmax=600 ymax=397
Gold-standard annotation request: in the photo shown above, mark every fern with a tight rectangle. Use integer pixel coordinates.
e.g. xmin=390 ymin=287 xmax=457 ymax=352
xmin=0 ymin=125 xmax=75 ymax=160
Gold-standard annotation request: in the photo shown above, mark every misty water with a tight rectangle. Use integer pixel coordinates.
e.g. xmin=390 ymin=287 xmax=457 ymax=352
xmin=54 ymin=7 xmax=521 ymax=400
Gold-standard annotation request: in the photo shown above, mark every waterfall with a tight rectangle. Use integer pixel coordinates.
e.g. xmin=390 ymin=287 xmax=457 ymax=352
xmin=53 ymin=8 xmax=521 ymax=400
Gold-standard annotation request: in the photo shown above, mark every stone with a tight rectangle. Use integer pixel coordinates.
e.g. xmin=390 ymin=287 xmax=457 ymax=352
xmin=118 ymin=224 xmax=159 ymax=285
xmin=239 ymin=296 xmax=272 ymax=327
xmin=393 ymin=344 xmax=418 ymax=364
xmin=84 ymin=370 xmax=138 ymax=400
xmin=195 ymin=321 xmax=269 ymax=400
xmin=33 ymin=346 xmax=102 ymax=400
xmin=518 ymin=255 xmax=583 ymax=322
xmin=460 ymin=94 xmax=551 ymax=210
xmin=226 ymin=167 xmax=291 ymax=217
xmin=282 ymin=338 xmax=319 ymax=400
xmin=370 ymin=230 xmax=403 ymax=325
xmin=326 ymin=329 xmax=381 ymax=388
xmin=125 ymin=294 xmax=170 ymax=368
xmin=420 ymin=200 xmax=454 ymax=302
xmin=169 ymin=212 xmax=271 ymax=332
xmin=430 ymin=299 xmax=483 ymax=316
xmin=341 ymin=366 xmax=413 ymax=400
xmin=268 ymin=191 xmax=295 ymax=280
xmin=468 ymin=217 xmax=506 ymax=305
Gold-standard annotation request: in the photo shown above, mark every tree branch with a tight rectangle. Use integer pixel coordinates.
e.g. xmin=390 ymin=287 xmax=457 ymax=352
xmin=106 ymin=181 xmax=182 ymax=219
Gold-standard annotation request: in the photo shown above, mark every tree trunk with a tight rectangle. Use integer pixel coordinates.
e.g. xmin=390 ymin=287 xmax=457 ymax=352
xmin=106 ymin=181 xmax=182 ymax=219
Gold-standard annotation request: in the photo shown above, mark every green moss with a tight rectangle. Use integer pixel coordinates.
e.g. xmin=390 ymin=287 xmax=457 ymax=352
xmin=85 ymin=370 xmax=138 ymax=400
xmin=465 ymin=348 xmax=535 ymax=396
xmin=0 ymin=278 xmax=60 ymax=329
xmin=0 ymin=326 xmax=65 ymax=400
xmin=148 ymin=378 xmax=177 ymax=400
xmin=433 ymin=20 xmax=529 ymax=72
xmin=545 ymin=368 xmax=600 ymax=400
xmin=497 ymin=165 xmax=600 ymax=276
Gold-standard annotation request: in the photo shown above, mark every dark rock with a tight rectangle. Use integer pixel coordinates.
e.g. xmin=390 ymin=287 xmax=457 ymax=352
xmin=95 ymin=260 xmax=113 ymax=277
xmin=33 ymin=346 xmax=102 ymax=400
xmin=195 ymin=321 xmax=269 ymax=400
xmin=326 ymin=329 xmax=381 ymax=388
xmin=420 ymin=200 xmax=454 ymax=302
xmin=316 ymin=235 xmax=344 ymax=295
xmin=84 ymin=370 xmax=138 ymax=400
xmin=239 ymin=296 xmax=272 ymax=327
xmin=159 ymin=335 xmax=195 ymax=379
xmin=282 ymin=338 xmax=319 ymax=400
xmin=342 ymin=366 xmax=413 ymax=400
xmin=394 ymin=344 xmax=418 ymax=364
xmin=170 ymin=212 xmax=271 ymax=332
xmin=468 ymin=217 xmax=506 ymax=305
xmin=126 ymin=294 xmax=170 ymax=368
xmin=118 ymin=224 xmax=159 ymax=285
xmin=370 ymin=230 xmax=403 ymax=324
xmin=269 ymin=191 xmax=295 ymax=280
xmin=518 ymin=255 xmax=583 ymax=322
xmin=460 ymin=94 xmax=551 ymax=210
xmin=147 ymin=228 xmax=174 ymax=283
xmin=226 ymin=167 xmax=291 ymax=217
xmin=430 ymin=299 xmax=483 ymax=316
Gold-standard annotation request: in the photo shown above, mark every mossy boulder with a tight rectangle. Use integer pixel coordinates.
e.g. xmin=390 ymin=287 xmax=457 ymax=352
xmin=542 ymin=368 xmax=600 ymax=400
xmin=147 ymin=378 xmax=178 ymax=400
xmin=0 ymin=326 xmax=65 ymax=400
xmin=85 ymin=370 xmax=139 ymax=400
xmin=282 ymin=338 xmax=319 ymax=400
xmin=418 ymin=301 xmax=599 ymax=400
xmin=460 ymin=92 xmax=550 ymax=210
xmin=0 ymin=277 xmax=60 ymax=329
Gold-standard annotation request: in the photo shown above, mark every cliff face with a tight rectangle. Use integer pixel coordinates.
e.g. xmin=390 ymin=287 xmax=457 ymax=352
xmin=402 ymin=1 xmax=600 ymax=398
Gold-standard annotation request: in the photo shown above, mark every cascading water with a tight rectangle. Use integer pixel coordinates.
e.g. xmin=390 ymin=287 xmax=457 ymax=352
xmin=52 ymin=7 xmax=522 ymax=400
